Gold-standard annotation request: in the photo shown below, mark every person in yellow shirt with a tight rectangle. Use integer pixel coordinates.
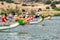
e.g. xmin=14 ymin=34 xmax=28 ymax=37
xmin=20 ymin=17 xmax=29 ymax=24
xmin=18 ymin=16 xmax=29 ymax=25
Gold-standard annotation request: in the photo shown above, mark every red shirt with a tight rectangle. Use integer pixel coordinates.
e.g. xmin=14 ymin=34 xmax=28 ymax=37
xmin=2 ymin=16 xmax=7 ymax=22
xmin=4 ymin=16 xmax=7 ymax=20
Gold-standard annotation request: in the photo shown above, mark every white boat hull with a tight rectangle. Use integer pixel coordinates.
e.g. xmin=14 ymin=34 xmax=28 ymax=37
xmin=29 ymin=18 xmax=43 ymax=24
xmin=0 ymin=23 xmax=19 ymax=30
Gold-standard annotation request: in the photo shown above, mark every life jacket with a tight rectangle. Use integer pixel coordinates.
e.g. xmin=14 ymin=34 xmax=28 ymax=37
xmin=15 ymin=17 xmax=20 ymax=22
xmin=29 ymin=16 xmax=34 ymax=21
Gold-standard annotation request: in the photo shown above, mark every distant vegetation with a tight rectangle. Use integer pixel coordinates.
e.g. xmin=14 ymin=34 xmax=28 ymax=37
xmin=54 ymin=8 xmax=60 ymax=11
xmin=0 ymin=0 xmax=14 ymax=3
xmin=54 ymin=13 xmax=60 ymax=16
xmin=22 ymin=4 xmax=27 ymax=6
xmin=0 ymin=8 xmax=22 ymax=15
xmin=46 ymin=7 xmax=50 ymax=9
xmin=5 ymin=0 xmax=14 ymax=3
xmin=30 ymin=10 xmax=36 ymax=15
xmin=51 ymin=2 xmax=56 ymax=9
xmin=0 ymin=0 xmax=60 ymax=4
xmin=38 ymin=8 xmax=42 ymax=11
xmin=0 ymin=10 xmax=5 ymax=15
xmin=53 ymin=1 xmax=60 ymax=4
xmin=45 ymin=0 xmax=51 ymax=4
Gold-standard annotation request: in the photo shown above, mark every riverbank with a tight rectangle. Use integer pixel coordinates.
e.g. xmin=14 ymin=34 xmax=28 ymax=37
xmin=0 ymin=2 xmax=60 ymax=17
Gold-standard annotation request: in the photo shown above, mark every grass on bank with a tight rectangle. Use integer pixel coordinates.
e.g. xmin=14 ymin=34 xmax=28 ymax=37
xmin=54 ymin=13 xmax=60 ymax=16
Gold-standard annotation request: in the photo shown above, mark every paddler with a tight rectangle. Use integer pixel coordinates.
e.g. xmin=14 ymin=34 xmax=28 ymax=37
xmin=35 ymin=10 xmax=41 ymax=18
xmin=23 ymin=19 xmax=29 ymax=24
xmin=1 ymin=13 xmax=9 ymax=26
xmin=25 ymin=12 xmax=29 ymax=18
xmin=18 ymin=17 xmax=29 ymax=25
xmin=2 ymin=14 xmax=7 ymax=22
xmin=8 ymin=13 xmax=13 ymax=21
xmin=14 ymin=14 xmax=20 ymax=22
xmin=21 ymin=9 xmax=26 ymax=18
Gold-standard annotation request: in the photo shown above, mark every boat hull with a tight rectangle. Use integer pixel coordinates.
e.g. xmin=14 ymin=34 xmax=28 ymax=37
xmin=0 ymin=23 xmax=19 ymax=30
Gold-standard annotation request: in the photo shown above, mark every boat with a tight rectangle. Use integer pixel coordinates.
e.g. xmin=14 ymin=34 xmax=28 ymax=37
xmin=0 ymin=16 xmax=50 ymax=30
xmin=0 ymin=18 xmax=42 ymax=30
xmin=0 ymin=23 xmax=19 ymax=30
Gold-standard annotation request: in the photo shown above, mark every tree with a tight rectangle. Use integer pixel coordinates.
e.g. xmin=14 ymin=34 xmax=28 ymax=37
xmin=51 ymin=2 xmax=56 ymax=9
xmin=35 ymin=0 xmax=39 ymax=2
xmin=0 ymin=0 xmax=5 ymax=1
xmin=30 ymin=9 xmax=36 ymax=15
xmin=45 ymin=0 xmax=51 ymax=4
xmin=0 ymin=10 xmax=5 ymax=15
xmin=0 ymin=0 xmax=14 ymax=3
xmin=0 ymin=0 xmax=5 ymax=5
xmin=53 ymin=1 xmax=60 ymax=4
xmin=46 ymin=7 xmax=50 ymax=9
xmin=16 ymin=9 xmax=22 ymax=15
xmin=5 ymin=0 xmax=14 ymax=3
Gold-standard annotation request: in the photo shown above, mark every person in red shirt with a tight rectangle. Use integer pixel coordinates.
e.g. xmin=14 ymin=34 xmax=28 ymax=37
xmin=2 ymin=14 xmax=7 ymax=22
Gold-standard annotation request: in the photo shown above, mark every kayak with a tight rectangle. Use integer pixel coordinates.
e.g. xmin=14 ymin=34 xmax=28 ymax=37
xmin=0 ymin=23 xmax=19 ymax=30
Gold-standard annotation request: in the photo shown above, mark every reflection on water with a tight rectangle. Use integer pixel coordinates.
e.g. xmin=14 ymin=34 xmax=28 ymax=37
xmin=0 ymin=16 xmax=60 ymax=40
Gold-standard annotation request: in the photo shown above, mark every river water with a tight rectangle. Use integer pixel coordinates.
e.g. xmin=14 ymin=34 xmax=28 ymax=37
xmin=0 ymin=16 xmax=60 ymax=40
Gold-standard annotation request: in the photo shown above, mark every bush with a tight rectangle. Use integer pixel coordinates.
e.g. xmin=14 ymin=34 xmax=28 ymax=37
xmin=54 ymin=13 xmax=60 ymax=16
xmin=38 ymin=8 xmax=42 ymax=11
xmin=51 ymin=2 xmax=56 ymax=9
xmin=53 ymin=1 xmax=60 ymax=4
xmin=0 ymin=10 xmax=5 ymax=15
xmin=0 ymin=0 xmax=14 ymax=3
xmin=7 ymin=8 xmax=22 ymax=15
xmin=0 ymin=0 xmax=5 ymax=5
xmin=6 ymin=8 xmax=15 ymax=15
xmin=5 ymin=0 xmax=14 ymax=3
xmin=46 ymin=7 xmax=50 ymax=9
xmin=54 ymin=8 xmax=60 ymax=11
xmin=22 ymin=4 xmax=27 ymax=6
xmin=1 ymin=2 xmax=4 ymax=5
xmin=0 ymin=0 xmax=5 ymax=1
xmin=17 ymin=9 xmax=22 ymax=15
xmin=45 ymin=0 xmax=51 ymax=4
xmin=11 ymin=11 xmax=15 ymax=15
xmin=30 ymin=10 xmax=36 ymax=15
xmin=31 ymin=4 xmax=35 ymax=7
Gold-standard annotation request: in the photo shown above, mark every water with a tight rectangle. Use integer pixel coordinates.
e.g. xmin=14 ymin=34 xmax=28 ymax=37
xmin=0 ymin=16 xmax=60 ymax=40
